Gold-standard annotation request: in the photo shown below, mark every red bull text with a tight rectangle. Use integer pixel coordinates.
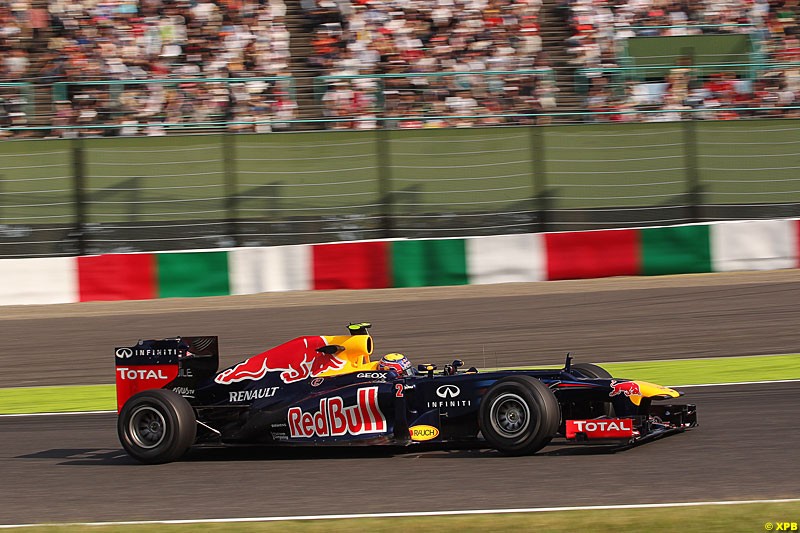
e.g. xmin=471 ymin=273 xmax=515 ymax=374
xmin=214 ymin=336 xmax=344 ymax=385
xmin=288 ymin=387 xmax=386 ymax=438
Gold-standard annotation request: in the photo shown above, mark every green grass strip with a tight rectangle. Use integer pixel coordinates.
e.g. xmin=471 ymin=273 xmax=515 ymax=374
xmin=0 ymin=385 xmax=116 ymax=415
xmin=499 ymin=354 xmax=800 ymax=386
xmin=1 ymin=354 xmax=799 ymax=415
xmin=2 ymin=501 xmax=798 ymax=532
xmin=598 ymin=353 xmax=800 ymax=386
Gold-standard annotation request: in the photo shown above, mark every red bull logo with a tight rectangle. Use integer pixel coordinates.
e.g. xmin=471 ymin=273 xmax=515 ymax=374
xmin=214 ymin=336 xmax=344 ymax=385
xmin=609 ymin=380 xmax=641 ymax=398
xmin=288 ymin=386 xmax=386 ymax=438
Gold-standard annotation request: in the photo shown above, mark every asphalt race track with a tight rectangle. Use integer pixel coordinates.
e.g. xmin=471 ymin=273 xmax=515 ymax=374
xmin=1 ymin=271 xmax=800 ymax=524
xmin=3 ymin=271 xmax=800 ymax=388
xmin=2 ymin=383 xmax=799 ymax=524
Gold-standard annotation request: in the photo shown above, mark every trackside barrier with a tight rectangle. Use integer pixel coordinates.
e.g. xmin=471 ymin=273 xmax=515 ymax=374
xmin=5 ymin=113 xmax=800 ymax=260
xmin=0 ymin=218 xmax=797 ymax=306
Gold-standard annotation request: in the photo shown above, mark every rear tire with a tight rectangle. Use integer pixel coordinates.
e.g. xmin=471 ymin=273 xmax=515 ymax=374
xmin=118 ymin=389 xmax=196 ymax=464
xmin=479 ymin=376 xmax=560 ymax=456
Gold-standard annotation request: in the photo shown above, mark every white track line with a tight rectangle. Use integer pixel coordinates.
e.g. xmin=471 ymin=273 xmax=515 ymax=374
xmin=2 ymin=379 xmax=800 ymax=418
xmin=1 ymin=498 xmax=798 ymax=528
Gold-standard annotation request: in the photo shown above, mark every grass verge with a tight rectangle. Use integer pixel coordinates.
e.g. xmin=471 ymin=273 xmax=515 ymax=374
xmin=600 ymin=353 xmax=800 ymax=386
xmin=1 ymin=354 xmax=799 ymax=415
xmin=3 ymin=501 xmax=799 ymax=532
xmin=0 ymin=384 xmax=116 ymax=415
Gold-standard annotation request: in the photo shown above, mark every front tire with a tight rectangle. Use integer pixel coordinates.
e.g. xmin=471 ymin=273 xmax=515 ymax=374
xmin=479 ymin=376 xmax=560 ymax=455
xmin=571 ymin=363 xmax=615 ymax=417
xmin=118 ymin=389 xmax=196 ymax=464
xmin=570 ymin=363 xmax=612 ymax=379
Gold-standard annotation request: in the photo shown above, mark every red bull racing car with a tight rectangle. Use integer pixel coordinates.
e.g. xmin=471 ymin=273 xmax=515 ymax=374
xmin=114 ymin=323 xmax=697 ymax=464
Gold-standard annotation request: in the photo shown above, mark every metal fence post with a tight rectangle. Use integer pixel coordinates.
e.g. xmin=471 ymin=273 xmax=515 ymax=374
xmin=71 ymin=137 xmax=87 ymax=256
xmin=376 ymin=128 xmax=394 ymax=238
xmin=531 ymin=124 xmax=549 ymax=232
xmin=222 ymin=132 xmax=240 ymax=247
xmin=683 ymin=117 xmax=702 ymax=222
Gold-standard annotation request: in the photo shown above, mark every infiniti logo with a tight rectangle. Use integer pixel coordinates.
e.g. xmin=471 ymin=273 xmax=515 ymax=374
xmin=436 ymin=385 xmax=460 ymax=398
xmin=115 ymin=348 xmax=133 ymax=359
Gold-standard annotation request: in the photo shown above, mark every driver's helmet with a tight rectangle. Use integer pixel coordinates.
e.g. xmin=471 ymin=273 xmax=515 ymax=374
xmin=378 ymin=353 xmax=413 ymax=377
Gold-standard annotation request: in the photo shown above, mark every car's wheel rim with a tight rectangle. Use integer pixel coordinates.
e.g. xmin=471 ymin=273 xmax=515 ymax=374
xmin=490 ymin=392 xmax=531 ymax=438
xmin=129 ymin=406 xmax=167 ymax=449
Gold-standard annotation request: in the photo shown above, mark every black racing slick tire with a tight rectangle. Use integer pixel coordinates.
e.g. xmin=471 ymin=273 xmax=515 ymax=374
xmin=118 ymin=389 xmax=197 ymax=464
xmin=479 ymin=376 xmax=560 ymax=456
xmin=570 ymin=363 xmax=613 ymax=379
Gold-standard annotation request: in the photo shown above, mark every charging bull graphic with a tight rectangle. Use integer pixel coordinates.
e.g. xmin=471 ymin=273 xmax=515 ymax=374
xmin=214 ymin=336 xmax=344 ymax=385
xmin=609 ymin=380 xmax=642 ymax=398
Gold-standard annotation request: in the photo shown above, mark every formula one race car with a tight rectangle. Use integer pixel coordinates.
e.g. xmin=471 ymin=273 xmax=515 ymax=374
xmin=114 ymin=323 xmax=697 ymax=464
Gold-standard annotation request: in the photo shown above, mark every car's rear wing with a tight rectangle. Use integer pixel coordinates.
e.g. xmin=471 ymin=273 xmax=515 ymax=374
xmin=114 ymin=336 xmax=219 ymax=412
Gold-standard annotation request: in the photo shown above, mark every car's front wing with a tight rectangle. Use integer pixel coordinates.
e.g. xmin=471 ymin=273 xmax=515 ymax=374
xmin=564 ymin=403 xmax=697 ymax=447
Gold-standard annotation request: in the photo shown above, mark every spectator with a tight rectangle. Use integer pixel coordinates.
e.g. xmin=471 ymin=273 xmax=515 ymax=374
xmin=309 ymin=0 xmax=555 ymax=127
xmin=5 ymin=0 xmax=800 ymax=135
xmin=34 ymin=0 xmax=294 ymax=135
xmin=569 ymin=0 xmax=800 ymax=121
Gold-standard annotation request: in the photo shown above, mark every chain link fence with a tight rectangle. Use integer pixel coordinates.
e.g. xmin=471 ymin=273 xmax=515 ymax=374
xmin=2 ymin=112 xmax=800 ymax=258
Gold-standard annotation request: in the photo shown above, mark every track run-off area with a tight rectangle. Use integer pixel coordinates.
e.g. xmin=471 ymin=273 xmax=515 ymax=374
xmin=1 ymin=270 xmax=799 ymax=526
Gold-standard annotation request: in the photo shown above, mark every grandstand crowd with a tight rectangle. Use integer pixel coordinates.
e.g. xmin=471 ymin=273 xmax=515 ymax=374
xmin=563 ymin=0 xmax=800 ymax=122
xmin=0 ymin=0 xmax=799 ymax=136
